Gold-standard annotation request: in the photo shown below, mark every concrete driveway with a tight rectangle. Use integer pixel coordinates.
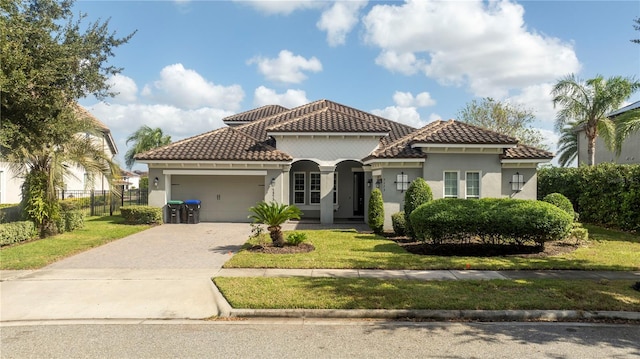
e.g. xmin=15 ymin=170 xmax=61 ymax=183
xmin=0 ymin=223 xmax=251 ymax=322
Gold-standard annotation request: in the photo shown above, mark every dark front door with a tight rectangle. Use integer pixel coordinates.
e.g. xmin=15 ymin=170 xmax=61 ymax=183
xmin=353 ymin=172 xmax=365 ymax=216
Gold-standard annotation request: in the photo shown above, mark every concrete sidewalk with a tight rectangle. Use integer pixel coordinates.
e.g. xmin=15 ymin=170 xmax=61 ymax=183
xmin=215 ymin=268 xmax=640 ymax=281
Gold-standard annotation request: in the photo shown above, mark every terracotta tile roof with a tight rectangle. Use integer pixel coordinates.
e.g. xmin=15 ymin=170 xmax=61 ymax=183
xmin=411 ymin=120 xmax=518 ymax=144
xmin=266 ymin=107 xmax=391 ymax=133
xmin=222 ymin=105 xmax=289 ymax=124
xmin=502 ymin=144 xmax=554 ymax=160
xmin=135 ymin=127 xmax=292 ymax=161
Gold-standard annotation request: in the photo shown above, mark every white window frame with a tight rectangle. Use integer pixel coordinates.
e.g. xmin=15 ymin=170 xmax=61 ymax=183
xmin=310 ymin=172 xmax=321 ymax=204
xmin=443 ymin=171 xmax=459 ymax=198
xmin=333 ymin=172 xmax=338 ymax=205
xmin=465 ymin=171 xmax=481 ymax=199
xmin=293 ymin=172 xmax=306 ymax=205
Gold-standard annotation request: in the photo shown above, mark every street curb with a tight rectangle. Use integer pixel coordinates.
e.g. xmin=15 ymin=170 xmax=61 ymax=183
xmin=226 ymin=309 xmax=640 ymax=321
xmin=209 ymin=280 xmax=232 ymax=317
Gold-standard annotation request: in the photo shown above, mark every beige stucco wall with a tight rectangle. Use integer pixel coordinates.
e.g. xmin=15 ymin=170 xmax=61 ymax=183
xmin=274 ymin=135 xmax=381 ymax=164
xmin=500 ymin=167 xmax=537 ymax=199
xmin=423 ymin=154 xmax=502 ymax=199
xmin=577 ymin=129 xmax=640 ymax=165
xmin=374 ymin=167 xmax=422 ymax=230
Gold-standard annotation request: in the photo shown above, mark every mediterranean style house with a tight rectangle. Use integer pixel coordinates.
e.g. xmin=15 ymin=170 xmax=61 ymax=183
xmin=0 ymin=106 xmax=118 ymax=204
xmin=576 ymin=101 xmax=640 ymax=165
xmin=137 ymin=99 xmax=553 ymax=229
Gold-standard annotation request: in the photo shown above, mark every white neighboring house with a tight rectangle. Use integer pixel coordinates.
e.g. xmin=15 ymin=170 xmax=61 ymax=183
xmin=118 ymin=170 xmax=141 ymax=190
xmin=0 ymin=106 xmax=118 ymax=204
xmin=576 ymin=101 xmax=640 ymax=165
xmin=137 ymin=99 xmax=553 ymax=229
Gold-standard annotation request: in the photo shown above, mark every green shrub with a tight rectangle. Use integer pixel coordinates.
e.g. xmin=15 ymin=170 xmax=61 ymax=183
xmin=59 ymin=197 xmax=88 ymax=211
xmin=403 ymin=178 xmax=433 ymax=238
xmin=568 ymin=223 xmax=589 ymax=244
xmin=0 ymin=221 xmax=36 ymax=246
xmin=0 ymin=204 xmax=22 ymax=223
xmin=368 ymin=188 xmax=384 ymax=235
xmin=542 ymin=193 xmax=575 ymax=219
xmin=410 ymin=198 xmax=573 ymax=246
xmin=391 ymin=211 xmax=406 ymax=236
xmin=538 ymin=164 xmax=640 ymax=231
xmin=120 ymin=206 xmax=162 ymax=224
xmin=286 ymin=232 xmax=307 ymax=246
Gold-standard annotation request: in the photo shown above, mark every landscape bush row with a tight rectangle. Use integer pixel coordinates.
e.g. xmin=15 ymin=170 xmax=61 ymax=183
xmin=538 ymin=164 xmax=640 ymax=231
xmin=120 ymin=205 xmax=163 ymax=224
xmin=0 ymin=221 xmax=36 ymax=246
xmin=410 ymin=198 xmax=573 ymax=246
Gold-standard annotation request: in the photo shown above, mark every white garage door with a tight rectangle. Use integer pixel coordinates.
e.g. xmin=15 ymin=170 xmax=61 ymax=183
xmin=171 ymin=175 xmax=265 ymax=222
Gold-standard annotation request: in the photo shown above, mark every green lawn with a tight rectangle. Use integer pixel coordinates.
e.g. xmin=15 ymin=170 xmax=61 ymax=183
xmin=214 ymin=277 xmax=640 ymax=311
xmin=0 ymin=216 xmax=151 ymax=270
xmin=224 ymin=225 xmax=640 ymax=271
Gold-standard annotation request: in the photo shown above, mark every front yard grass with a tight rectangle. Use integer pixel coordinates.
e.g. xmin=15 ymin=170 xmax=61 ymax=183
xmin=214 ymin=277 xmax=640 ymax=311
xmin=0 ymin=216 xmax=151 ymax=270
xmin=224 ymin=225 xmax=640 ymax=271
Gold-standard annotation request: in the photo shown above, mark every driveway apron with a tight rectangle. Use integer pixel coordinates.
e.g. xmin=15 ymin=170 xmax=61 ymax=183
xmin=0 ymin=223 xmax=250 ymax=322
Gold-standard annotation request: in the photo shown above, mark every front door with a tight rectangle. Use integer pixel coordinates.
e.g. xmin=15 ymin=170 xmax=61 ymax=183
xmin=353 ymin=172 xmax=364 ymax=216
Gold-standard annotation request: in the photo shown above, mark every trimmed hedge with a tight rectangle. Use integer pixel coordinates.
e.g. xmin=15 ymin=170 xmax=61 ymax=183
xmin=410 ymin=198 xmax=573 ymax=246
xmin=120 ymin=206 xmax=162 ymax=224
xmin=403 ymin=178 xmax=433 ymax=238
xmin=0 ymin=204 xmax=22 ymax=223
xmin=55 ymin=210 xmax=85 ymax=233
xmin=542 ymin=193 xmax=575 ymax=220
xmin=0 ymin=221 xmax=36 ymax=246
xmin=368 ymin=188 xmax=384 ymax=235
xmin=391 ymin=211 xmax=407 ymax=236
xmin=538 ymin=164 xmax=640 ymax=231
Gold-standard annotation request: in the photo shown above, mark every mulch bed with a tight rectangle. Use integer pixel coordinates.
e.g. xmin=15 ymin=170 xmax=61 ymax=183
xmin=246 ymin=243 xmax=315 ymax=254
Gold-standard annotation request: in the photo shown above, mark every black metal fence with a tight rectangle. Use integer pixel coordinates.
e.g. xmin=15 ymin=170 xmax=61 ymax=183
xmin=57 ymin=188 xmax=148 ymax=216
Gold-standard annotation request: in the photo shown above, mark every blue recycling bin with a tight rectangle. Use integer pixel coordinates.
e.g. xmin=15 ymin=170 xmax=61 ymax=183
xmin=184 ymin=199 xmax=201 ymax=224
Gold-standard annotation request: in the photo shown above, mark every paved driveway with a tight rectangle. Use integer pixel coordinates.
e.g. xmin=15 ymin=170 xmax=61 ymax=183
xmin=1 ymin=223 xmax=251 ymax=322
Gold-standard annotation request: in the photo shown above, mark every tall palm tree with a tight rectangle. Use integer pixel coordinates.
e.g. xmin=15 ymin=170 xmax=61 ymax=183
xmin=551 ymin=74 xmax=640 ymax=165
xmin=613 ymin=107 xmax=640 ymax=156
xmin=7 ymin=111 xmax=119 ymax=237
xmin=124 ymin=126 xmax=172 ymax=169
xmin=556 ymin=122 xmax=579 ymax=167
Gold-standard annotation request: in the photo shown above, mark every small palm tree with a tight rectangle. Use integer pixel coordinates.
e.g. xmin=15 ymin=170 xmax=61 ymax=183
xmin=124 ymin=126 xmax=172 ymax=169
xmin=248 ymin=201 xmax=302 ymax=247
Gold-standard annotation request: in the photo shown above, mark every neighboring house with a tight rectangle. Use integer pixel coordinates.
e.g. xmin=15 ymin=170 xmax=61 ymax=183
xmin=117 ymin=170 xmax=141 ymax=190
xmin=137 ymin=99 xmax=552 ymax=229
xmin=0 ymin=106 xmax=118 ymax=204
xmin=576 ymin=101 xmax=640 ymax=165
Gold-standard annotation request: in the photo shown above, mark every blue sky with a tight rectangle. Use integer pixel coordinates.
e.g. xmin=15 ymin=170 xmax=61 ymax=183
xmin=74 ymin=0 xmax=640 ymax=169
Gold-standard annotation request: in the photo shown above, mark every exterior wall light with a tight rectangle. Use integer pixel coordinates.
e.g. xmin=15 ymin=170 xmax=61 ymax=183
xmin=375 ymin=178 xmax=383 ymax=188
xmin=153 ymin=177 xmax=159 ymax=188
xmin=367 ymin=179 xmax=372 ymax=187
xmin=510 ymin=172 xmax=525 ymax=192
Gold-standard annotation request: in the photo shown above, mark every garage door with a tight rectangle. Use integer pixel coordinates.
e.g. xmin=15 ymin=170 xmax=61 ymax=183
xmin=171 ymin=175 xmax=265 ymax=222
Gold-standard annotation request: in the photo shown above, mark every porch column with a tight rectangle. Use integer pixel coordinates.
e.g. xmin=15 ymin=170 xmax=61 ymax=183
xmin=319 ymin=165 xmax=335 ymax=225
xmin=282 ymin=164 xmax=291 ymax=204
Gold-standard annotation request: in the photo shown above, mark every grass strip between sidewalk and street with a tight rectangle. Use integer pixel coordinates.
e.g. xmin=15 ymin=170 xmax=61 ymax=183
xmin=224 ymin=225 xmax=640 ymax=271
xmin=0 ymin=216 xmax=151 ymax=270
xmin=214 ymin=277 xmax=640 ymax=311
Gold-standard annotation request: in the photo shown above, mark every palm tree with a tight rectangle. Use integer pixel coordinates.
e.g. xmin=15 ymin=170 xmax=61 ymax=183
xmin=124 ymin=126 xmax=172 ymax=169
xmin=556 ymin=121 xmax=579 ymax=167
xmin=613 ymin=107 xmax=640 ymax=156
xmin=7 ymin=112 xmax=119 ymax=237
xmin=248 ymin=201 xmax=302 ymax=247
xmin=551 ymin=74 xmax=640 ymax=165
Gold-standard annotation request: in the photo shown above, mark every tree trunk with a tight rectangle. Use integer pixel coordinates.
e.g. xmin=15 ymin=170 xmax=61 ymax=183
xmin=587 ymin=132 xmax=596 ymax=166
xmin=268 ymin=226 xmax=285 ymax=247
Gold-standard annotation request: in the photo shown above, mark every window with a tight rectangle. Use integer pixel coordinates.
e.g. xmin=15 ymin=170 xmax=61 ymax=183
xmin=294 ymin=172 xmax=305 ymax=204
xmin=333 ymin=173 xmax=338 ymax=204
xmin=310 ymin=172 xmax=321 ymax=204
xmin=444 ymin=171 xmax=458 ymax=198
xmin=466 ymin=172 xmax=480 ymax=199
xmin=396 ymin=173 xmax=409 ymax=192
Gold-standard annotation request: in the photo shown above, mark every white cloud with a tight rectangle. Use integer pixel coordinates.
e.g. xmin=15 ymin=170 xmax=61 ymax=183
xmin=371 ymin=90 xmax=437 ymax=128
xmin=317 ymin=1 xmax=368 ymax=46
xmin=237 ymin=0 xmax=323 ymax=15
xmin=248 ymin=50 xmax=322 ymax=84
xmin=506 ymin=83 xmax=557 ymax=124
xmin=393 ymin=91 xmax=436 ymax=108
xmin=143 ymin=63 xmax=244 ymax=111
xmin=106 ymin=74 xmax=138 ymax=104
xmin=253 ymin=86 xmax=309 ymax=108
xmin=362 ymin=0 xmax=581 ymax=97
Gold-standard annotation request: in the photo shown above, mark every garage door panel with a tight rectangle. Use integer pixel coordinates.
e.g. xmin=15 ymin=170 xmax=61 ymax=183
xmin=171 ymin=175 xmax=264 ymax=222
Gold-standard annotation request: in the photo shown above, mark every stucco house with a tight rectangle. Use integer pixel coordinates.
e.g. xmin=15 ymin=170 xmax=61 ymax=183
xmin=576 ymin=101 xmax=640 ymax=165
xmin=0 ymin=106 xmax=118 ymax=204
xmin=137 ymin=99 xmax=552 ymax=229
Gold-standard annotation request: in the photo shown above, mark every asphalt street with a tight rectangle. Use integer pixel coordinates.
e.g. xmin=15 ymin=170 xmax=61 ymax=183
xmin=2 ymin=319 xmax=639 ymax=359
